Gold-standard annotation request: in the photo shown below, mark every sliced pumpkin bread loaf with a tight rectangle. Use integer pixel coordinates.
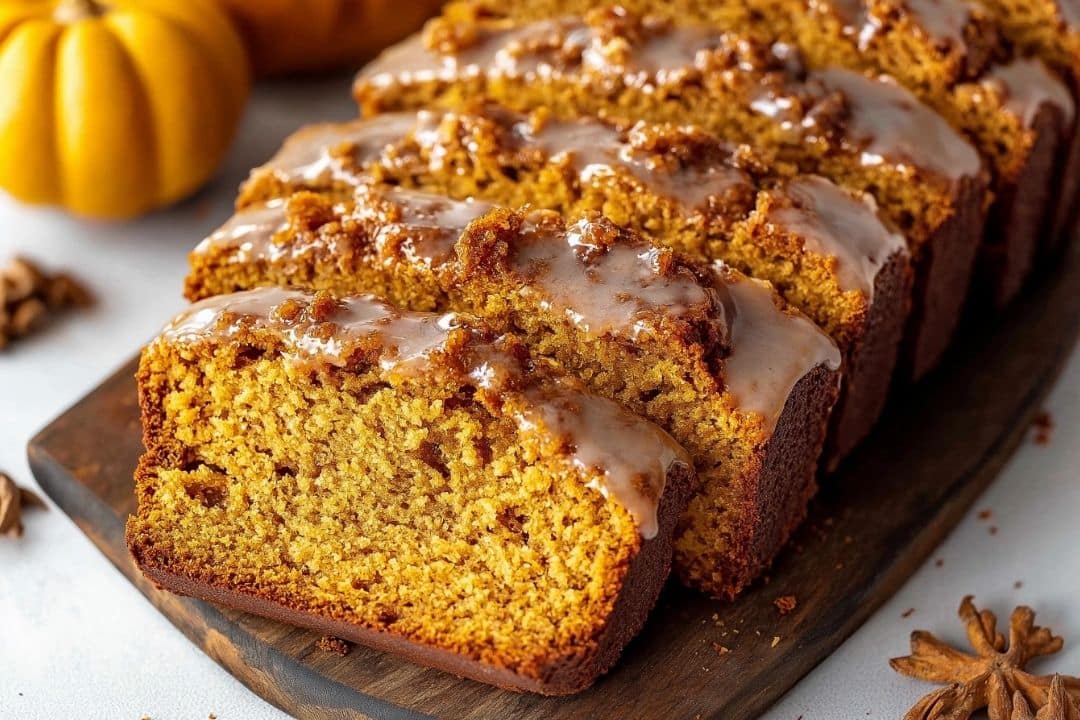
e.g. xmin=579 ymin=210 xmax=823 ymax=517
xmin=236 ymin=106 xmax=909 ymax=466
xmin=127 ymin=288 xmax=695 ymax=694
xmin=459 ymin=0 xmax=1073 ymax=304
xmin=186 ymin=187 xmax=843 ymax=598
xmin=352 ymin=9 xmax=988 ymax=381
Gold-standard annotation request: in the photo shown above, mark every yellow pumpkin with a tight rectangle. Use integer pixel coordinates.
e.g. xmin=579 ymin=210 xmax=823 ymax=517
xmin=0 ymin=0 xmax=250 ymax=219
xmin=220 ymin=0 xmax=444 ymax=77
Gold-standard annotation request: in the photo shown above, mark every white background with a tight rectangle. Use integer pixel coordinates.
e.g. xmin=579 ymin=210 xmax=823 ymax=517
xmin=1 ymin=79 xmax=1077 ymax=720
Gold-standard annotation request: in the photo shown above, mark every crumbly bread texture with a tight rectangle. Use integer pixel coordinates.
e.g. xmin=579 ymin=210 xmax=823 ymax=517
xmin=186 ymin=189 xmax=842 ymax=598
xmin=127 ymin=288 xmax=696 ymax=695
xmin=235 ymin=106 xmax=909 ymax=464
xmin=458 ymin=0 xmax=1073 ymax=305
xmin=352 ymin=7 xmax=989 ymax=379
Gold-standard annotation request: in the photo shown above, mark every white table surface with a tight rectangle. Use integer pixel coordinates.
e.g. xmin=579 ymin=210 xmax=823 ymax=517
xmin=1 ymin=79 xmax=1078 ymax=720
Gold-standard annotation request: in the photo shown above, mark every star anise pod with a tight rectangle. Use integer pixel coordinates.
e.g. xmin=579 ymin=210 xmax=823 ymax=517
xmin=891 ymin=596 xmax=1080 ymax=720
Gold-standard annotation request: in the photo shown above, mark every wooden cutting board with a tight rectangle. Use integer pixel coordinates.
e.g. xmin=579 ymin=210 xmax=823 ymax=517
xmin=28 ymin=240 xmax=1080 ymax=720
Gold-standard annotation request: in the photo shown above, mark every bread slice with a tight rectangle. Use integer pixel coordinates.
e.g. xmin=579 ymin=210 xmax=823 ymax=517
xmin=186 ymin=187 xmax=842 ymax=598
xmin=234 ymin=105 xmax=909 ymax=467
xmin=352 ymin=8 xmax=988 ymax=380
xmin=978 ymin=0 xmax=1080 ymax=248
xmin=127 ymin=288 xmax=696 ymax=695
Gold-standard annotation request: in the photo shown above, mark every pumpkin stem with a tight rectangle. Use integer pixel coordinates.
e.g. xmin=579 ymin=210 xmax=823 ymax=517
xmin=54 ymin=0 xmax=105 ymax=23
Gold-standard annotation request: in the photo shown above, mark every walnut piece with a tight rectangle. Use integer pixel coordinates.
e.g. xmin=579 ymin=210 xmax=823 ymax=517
xmin=892 ymin=596 xmax=1080 ymax=720
xmin=0 ymin=257 xmax=91 ymax=349
xmin=0 ymin=471 xmax=47 ymax=538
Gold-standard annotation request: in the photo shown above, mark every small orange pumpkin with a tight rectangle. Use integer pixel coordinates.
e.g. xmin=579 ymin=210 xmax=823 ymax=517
xmin=219 ymin=0 xmax=445 ymax=77
xmin=0 ymin=0 xmax=250 ymax=219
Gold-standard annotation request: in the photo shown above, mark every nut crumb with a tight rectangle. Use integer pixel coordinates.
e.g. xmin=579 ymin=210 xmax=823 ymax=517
xmin=935 ymin=558 xmax=945 ymax=568
xmin=774 ymin=595 xmax=797 ymax=616
xmin=711 ymin=642 xmax=730 ymax=655
xmin=0 ymin=471 xmax=46 ymax=538
xmin=976 ymin=508 xmax=992 ymax=521
xmin=316 ymin=635 xmax=352 ymax=656
xmin=770 ymin=635 xmax=781 ymax=648
xmin=989 ymin=525 xmax=998 ymax=536
xmin=1014 ymin=581 xmax=1023 ymax=589
xmin=901 ymin=608 xmax=915 ymax=619
xmin=1 ymin=257 xmax=92 ymax=350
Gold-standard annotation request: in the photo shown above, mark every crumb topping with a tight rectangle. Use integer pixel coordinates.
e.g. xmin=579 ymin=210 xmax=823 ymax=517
xmin=764 ymin=175 xmax=905 ymax=296
xmin=804 ymin=68 xmax=982 ymax=179
xmin=363 ymin=8 xmax=771 ymax=92
xmin=826 ymin=0 xmax=974 ymax=51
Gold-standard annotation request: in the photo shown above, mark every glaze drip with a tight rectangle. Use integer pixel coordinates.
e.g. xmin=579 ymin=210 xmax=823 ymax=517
xmin=809 ymin=68 xmax=981 ymax=180
xmin=985 ymin=59 xmax=1076 ymax=128
xmin=766 ymin=176 xmax=906 ymax=296
xmin=518 ymin=383 xmax=689 ymax=539
xmin=511 ymin=213 xmax=720 ymax=340
xmin=720 ymin=268 xmax=841 ymax=429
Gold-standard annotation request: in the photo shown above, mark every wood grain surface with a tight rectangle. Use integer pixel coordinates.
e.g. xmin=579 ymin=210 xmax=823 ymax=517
xmin=28 ymin=240 xmax=1080 ymax=720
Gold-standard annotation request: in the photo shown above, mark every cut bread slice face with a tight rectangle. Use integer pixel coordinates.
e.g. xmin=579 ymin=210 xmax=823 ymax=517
xmin=186 ymin=187 xmax=842 ymax=598
xmin=127 ymin=288 xmax=696 ymax=695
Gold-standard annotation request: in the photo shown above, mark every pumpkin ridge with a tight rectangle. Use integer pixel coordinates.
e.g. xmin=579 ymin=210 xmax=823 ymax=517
xmin=133 ymin=0 xmax=249 ymax=121
xmin=149 ymin=13 xmax=242 ymax=174
xmin=0 ymin=7 xmax=44 ymax=48
xmin=54 ymin=18 xmax=156 ymax=215
xmin=0 ymin=19 xmax=62 ymax=204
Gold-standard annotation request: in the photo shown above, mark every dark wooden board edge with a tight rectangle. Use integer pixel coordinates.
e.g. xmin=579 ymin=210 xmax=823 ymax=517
xmin=28 ymin=238 xmax=1080 ymax=720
